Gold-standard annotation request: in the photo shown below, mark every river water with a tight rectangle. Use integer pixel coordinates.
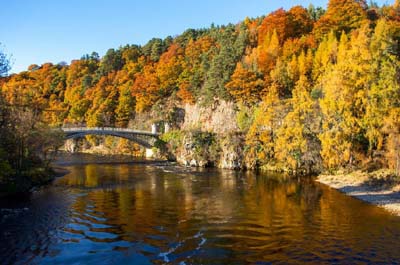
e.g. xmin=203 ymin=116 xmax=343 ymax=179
xmin=1 ymin=153 xmax=400 ymax=264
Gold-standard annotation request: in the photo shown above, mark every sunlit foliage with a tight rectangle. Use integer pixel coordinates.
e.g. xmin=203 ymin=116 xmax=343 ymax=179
xmin=1 ymin=0 xmax=400 ymax=173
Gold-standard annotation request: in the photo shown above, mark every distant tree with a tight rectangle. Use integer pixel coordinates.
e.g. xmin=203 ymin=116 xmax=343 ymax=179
xmin=258 ymin=8 xmax=290 ymax=44
xmin=0 ymin=46 xmax=11 ymax=76
xmin=307 ymin=4 xmax=326 ymax=21
xmin=121 ymin=45 xmax=142 ymax=64
xmin=28 ymin=64 xmax=40 ymax=71
xmin=57 ymin=61 xmax=68 ymax=67
xmin=203 ymin=24 xmax=248 ymax=103
xmin=116 ymin=82 xmax=135 ymax=127
xmin=98 ymin=48 xmax=124 ymax=75
xmin=178 ymin=35 xmax=216 ymax=101
xmin=142 ymin=38 xmax=167 ymax=62
xmin=175 ymin=28 xmax=201 ymax=46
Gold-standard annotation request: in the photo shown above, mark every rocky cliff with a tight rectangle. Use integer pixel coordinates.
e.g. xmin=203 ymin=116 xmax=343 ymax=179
xmin=163 ymin=100 xmax=247 ymax=170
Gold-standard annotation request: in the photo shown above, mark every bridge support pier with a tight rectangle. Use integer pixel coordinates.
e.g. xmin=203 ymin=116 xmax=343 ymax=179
xmin=145 ymin=148 xmax=154 ymax=158
xmin=65 ymin=139 xmax=77 ymax=153
xmin=151 ymin=123 xmax=158 ymax=134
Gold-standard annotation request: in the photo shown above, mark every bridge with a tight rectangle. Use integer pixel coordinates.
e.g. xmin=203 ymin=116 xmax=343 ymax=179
xmin=61 ymin=127 xmax=160 ymax=148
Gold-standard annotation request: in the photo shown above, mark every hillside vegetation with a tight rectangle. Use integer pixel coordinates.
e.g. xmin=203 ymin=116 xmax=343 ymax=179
xmin=1 ymin=0 xmax=400 ymax=174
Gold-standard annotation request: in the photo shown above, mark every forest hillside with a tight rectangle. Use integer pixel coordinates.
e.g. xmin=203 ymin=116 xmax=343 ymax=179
xmin=1 ymin=0 xmax=400 ymax=174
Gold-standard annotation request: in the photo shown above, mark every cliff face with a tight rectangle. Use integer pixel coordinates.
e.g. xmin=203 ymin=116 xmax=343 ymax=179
xmin=181 ymin=100 xmax=239 ymax=134
xmin=173 ymin=131 xmax=246 ymax=170
xmin=165 ymin=100 xmax=246 ymax=170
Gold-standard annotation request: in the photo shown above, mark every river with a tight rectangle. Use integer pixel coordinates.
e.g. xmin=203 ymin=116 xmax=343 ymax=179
xmin=0 ymin=153 xmax=400 ymax=264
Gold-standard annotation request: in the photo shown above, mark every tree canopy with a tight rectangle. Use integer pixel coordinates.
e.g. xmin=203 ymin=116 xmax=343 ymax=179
xmin=1 ymin=0 xmax=400 ymax=173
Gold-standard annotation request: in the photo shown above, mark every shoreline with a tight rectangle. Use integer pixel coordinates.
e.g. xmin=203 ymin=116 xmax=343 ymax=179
xmin=316 ymin=171 xmax=400 ymax=216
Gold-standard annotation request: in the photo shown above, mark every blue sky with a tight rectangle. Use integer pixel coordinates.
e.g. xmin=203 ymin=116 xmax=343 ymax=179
xmin=1 ymin=0 xmax=393 ymax=73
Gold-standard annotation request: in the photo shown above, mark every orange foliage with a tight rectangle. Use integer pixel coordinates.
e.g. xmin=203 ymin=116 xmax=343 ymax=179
xmin=226 ymin=63 xmax=264 ymax=104
xmin=132 ymin=64 xmax=160 ymax=112
xmin=177 ymin=82 xmax=195 ymax=104
xmin=313 ymin=0 xmax=368 ymax=38
xmin=258 ymin=9 xmax=290 ymax=45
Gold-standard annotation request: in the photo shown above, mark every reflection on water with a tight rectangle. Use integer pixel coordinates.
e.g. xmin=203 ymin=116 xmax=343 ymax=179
xmin=0 ymin=153 xmax=400 ymax=264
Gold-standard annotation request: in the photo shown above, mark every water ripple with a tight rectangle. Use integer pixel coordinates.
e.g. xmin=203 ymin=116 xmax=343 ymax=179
xmin=1 ymin=158 xmax=400 ymax=264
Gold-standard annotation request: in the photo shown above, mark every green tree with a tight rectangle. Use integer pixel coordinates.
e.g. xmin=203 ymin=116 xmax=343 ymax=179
xmin=203 ymin=24 xmax=248 ymax=103
xmin=98 ymin=48 xmax=124 ymax=75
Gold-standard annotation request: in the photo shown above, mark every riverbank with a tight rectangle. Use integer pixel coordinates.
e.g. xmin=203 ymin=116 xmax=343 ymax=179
xmin=316 ymin=170 xmax=400 ymax=216
xmin=0 ymin=166 xmax=68 ymax=198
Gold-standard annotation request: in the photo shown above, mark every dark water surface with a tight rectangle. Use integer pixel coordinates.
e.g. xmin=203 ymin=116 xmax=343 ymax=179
xmin=1 ymin=153 xmax=400 ymax=264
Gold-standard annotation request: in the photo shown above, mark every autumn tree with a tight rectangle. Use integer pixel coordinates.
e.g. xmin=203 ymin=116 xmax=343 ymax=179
xmin=110 ymin=68 xmax=134 ymax=127
xmin=319 ymin=29 xmax=371 ymax=168
xmin=288 ymin=6 xmax=314 ymax=38
xmin=363 ymin=19 xmax=400 ymax=152
xmin=156 ymin=43 xmax=183 ymax=97
xmin=275 ymin=75 xmax=321 ymax=172
xmin=314 ymin=0 xmax=368 ymax=38
xmin=178 ymin=35 xmax=216 ymax=103
xmin=383 ymin=109 xmax=400 ymax=175
xmin=258 ymin=9 xmax=292 ymax=44
xmin=85 ymin=73 xmax=118 ymax=127
xmin=225 ymin=62 xmax=264 ymax=104
xmin=64 ymin=59 xmax=94 ymax=124
xmin=132 ymin=63 xmax=160 ymax=112
xmin=245 ymin=85 xmax=285 ymax=168
xmin=257 ymin=29 xmax=280 ymax=76
xmin=312 ymin=31 xmax=338 ymax=90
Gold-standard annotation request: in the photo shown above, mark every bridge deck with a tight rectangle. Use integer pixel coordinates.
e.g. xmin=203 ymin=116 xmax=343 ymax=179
xmin=62 ymin=127 xmax=159 ymax=136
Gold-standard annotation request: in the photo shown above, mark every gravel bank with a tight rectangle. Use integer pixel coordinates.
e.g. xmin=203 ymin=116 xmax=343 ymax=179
xmin=316 ymin=171 xmax=400 ymax=216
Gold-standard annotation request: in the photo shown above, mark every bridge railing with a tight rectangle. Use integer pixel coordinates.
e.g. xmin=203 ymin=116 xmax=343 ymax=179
xmin=61 ymin=127 xmax=159 ymax=136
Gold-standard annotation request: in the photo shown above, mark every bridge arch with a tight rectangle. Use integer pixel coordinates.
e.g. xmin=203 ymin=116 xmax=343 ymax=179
xmin=62 ymin=127 xmax=160 ymax=149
